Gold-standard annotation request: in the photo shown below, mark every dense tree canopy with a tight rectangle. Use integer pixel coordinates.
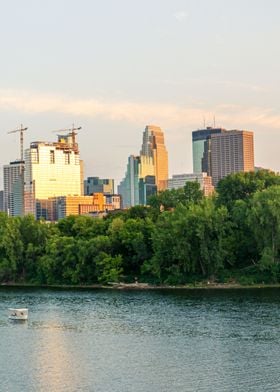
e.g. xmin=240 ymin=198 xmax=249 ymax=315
xmin=1 ymin=170 xmax=280 ymax=285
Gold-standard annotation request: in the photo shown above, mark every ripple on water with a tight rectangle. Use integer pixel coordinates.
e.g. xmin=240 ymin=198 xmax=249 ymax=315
xmin=1 ymin=288 xmax=280 ymax=391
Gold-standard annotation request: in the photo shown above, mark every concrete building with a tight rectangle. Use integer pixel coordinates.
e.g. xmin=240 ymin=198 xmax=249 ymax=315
xmin=210 ymin=130 xmax=254 ymax=186
xmin=168 ymin=173 xmax=214 ymax=196
xmin=192 ymin=127 xmax=226 ymax=173
xmin=84 ymin=177 xmax=114 ymax=195
xmin=24 ymin=132 xmax=82 ymax=219
xmin=3 ymin=160 xmax=25 ymax=216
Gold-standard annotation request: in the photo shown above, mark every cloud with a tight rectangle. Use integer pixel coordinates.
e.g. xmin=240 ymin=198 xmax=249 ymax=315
xmin=174 ymin=11 xmax=189 ymax=22
xmin=0 ymin=89 xmax=279 ymax=131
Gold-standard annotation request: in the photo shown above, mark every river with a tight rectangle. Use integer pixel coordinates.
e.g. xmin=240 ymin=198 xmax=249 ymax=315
xmin=0 ymin=287 xmax=280 ymax=391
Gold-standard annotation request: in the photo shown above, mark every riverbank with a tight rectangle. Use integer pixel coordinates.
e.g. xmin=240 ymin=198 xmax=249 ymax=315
xmin=2 ymin=281 xmax=280 ymax=290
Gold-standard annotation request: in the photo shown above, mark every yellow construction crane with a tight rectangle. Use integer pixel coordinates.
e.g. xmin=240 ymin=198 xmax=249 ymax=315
xmin=7 ymin=124 xmax=28 ymax=161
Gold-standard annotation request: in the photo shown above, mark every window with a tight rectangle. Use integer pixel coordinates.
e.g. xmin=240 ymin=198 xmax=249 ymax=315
xmin=65 ymin=152 xmax=70 ymax=164
xmin=50 ymin=150 xmax=55 ymax=164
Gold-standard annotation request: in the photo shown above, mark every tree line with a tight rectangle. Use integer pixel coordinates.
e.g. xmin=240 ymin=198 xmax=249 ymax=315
xmin=1 ymin=170 xmax=280 ymax=286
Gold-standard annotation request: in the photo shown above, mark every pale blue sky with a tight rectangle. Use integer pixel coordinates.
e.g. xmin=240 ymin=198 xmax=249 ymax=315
xmin=1 ymin=0 xmax=280 ymax=185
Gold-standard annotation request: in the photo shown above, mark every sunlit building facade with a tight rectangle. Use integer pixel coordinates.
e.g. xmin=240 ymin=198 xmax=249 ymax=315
xmin=84 ymin=177 xmax=115 ymax=195
xmin=140 ymin=125 xmax=168 ymax=191
xmin=192 ymin=127 xmax=226 ymax=173
xmin=210 ymin=130 xmax=254 ymax=186
xmin=24 ymin=133 xmax=82 ymax=219
xmin=168 ymin=172 xmax=214 ymax=196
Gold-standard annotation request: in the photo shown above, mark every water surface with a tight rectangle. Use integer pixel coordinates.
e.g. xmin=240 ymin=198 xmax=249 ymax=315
xmin=0 ymin=287 xmax=280 ymax=391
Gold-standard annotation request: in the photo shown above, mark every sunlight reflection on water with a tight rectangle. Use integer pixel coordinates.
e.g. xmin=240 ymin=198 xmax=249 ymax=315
xmin=1 ymin=288 xmax=280 ymax=391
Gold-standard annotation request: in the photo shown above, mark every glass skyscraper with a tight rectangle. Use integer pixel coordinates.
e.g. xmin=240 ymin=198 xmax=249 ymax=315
xmin=192 ymin=127 xmax=226 ymax=173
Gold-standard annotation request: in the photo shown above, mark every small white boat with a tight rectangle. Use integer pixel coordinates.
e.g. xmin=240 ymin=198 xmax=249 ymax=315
xmin=8 ymin=308 xmax=28 ymax=320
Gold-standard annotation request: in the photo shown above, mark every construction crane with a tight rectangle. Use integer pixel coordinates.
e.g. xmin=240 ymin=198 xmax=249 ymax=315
xmin=53 ymin=124 xmax=82 ymax=145
xmin=7 ymin=124 xmax=28 ymax=162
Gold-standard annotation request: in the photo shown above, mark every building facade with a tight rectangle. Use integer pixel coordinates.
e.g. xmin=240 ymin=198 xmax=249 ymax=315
xmin=24 ymin=133 xmax=82 ymax=219
xmin=168 ymin=173 xmax=214 ymax=196
xmin=140 ymin=125 xmax=168 ymax=191
xmin=192 ymin=127 xmax=226 ymax=173
xmin=118 ymin=155 xmax=141 ymax=208
xmin=210 ymin=130 xmax=254 ymax=186
xmin=3 ymin=160 xmax=25 ymax=216
xmin=84 ymin=177 xmax=114 ymax=195
xmin=118 ymin=125 xmax=168 ymax=208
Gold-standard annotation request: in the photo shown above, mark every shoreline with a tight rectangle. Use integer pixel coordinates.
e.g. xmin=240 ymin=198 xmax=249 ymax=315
xmin=2 ymin=282 xmax=280 ymax=290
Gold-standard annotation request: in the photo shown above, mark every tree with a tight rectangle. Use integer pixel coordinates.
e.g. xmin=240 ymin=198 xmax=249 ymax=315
xmin=216 ymin=170 xmax=280 ymax=210
xmin=249 ymin=186 xmax=280 ymax=268
xmin=108 ymin=217 xmax=154 ymax=277
xmin=183 ymin=181 xmax=203 ymax=204
xmin=146 ymin=199 xmax=233 ymax=283
xmin=0 ymin=214 xmax=23 ymax=282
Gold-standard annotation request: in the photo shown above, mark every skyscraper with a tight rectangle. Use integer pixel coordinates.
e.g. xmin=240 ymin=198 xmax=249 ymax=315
xmin=24 ymin=132 xmax=82 ymax=219
xmin=140 ymin=125 xmax=168 ymax=191
xmin=210 ymin=130 xmax=254 ymax=186
xmin=118 ymin=125 xmax=168 ymax=208
xmin=192 ymin=127 xmax=226 ymax=173
xmin=118 ymin=155 xmax=141 ymax=208
xmin=3 ymin=160 xmax=25 ymax=216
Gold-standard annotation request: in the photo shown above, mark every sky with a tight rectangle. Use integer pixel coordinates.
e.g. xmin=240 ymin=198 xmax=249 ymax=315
xmin=1 ymin=0 xmax=280 ymax=187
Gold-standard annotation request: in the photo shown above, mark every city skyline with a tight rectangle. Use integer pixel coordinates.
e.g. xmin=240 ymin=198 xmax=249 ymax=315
xmin=1 ymin=1 xmax=280 ymax=186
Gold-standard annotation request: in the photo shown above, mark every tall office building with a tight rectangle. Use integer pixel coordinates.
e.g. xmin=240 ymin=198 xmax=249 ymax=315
xmin=3 ymin=160 xmax=25 ymax=216
xmin=210 ymin=130 xmax=254 ymax=186
xmin=24 ymin=132 xmax=82 ymax=219
xmin=118 ymin=155 xmax=157 ymax=208
xmin=84 ymin=177 xmax=115 ymax=195
xmin=118 ymin=125 xmax=168 ymax=208
xmin=192 ymin=127 xmax=226 ymax=173
xmin=140 ymin=125 xmax=168 ymax=190
xmin=118 ymin=155 xmax=141 ymax=208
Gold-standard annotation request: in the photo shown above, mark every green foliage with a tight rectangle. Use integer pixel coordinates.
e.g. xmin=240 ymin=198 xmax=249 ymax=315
xmin=1 ymin=171 xmax=280 ymax=286
xmin=148 ymin=199 xmax=233 ymax=283
xmin=249 ymin=186 xmax=280 ymax=269
xmin=95 ymin=253 xmax=123 ymax=284
xmin=216 ymin=170 xmax=280 ymax=210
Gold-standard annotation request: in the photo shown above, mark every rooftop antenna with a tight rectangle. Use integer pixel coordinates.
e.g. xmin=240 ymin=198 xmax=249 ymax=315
xmin=203 ymin=116 xmax=206 ymax=128
xmin=7 ymin=124 xmax=28 ymax=161
xmin=213 ymin=115 xmax=216 ymax=128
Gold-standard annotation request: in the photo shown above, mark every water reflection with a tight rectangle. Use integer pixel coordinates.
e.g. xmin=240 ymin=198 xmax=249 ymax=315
xmin=1 ymin=288 xmax=280 ymax=391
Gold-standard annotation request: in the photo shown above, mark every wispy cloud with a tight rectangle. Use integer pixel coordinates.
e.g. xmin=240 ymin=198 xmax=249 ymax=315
xmin=0 ymin=89 xmax=279 ymax=131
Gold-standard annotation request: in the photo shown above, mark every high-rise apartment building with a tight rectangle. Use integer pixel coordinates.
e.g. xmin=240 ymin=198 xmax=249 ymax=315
xmin=140 ymin=125 xmax=168 ymax=190
xmin=210 ymin=130 xmax=254 ymax=186
xmin=24 ymin=132 xmax=82 ymax=219
xmin=192 ymin=127 xmax=226 ymax=173
xmin=3 ymin=160 xmax=25 ymax=216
